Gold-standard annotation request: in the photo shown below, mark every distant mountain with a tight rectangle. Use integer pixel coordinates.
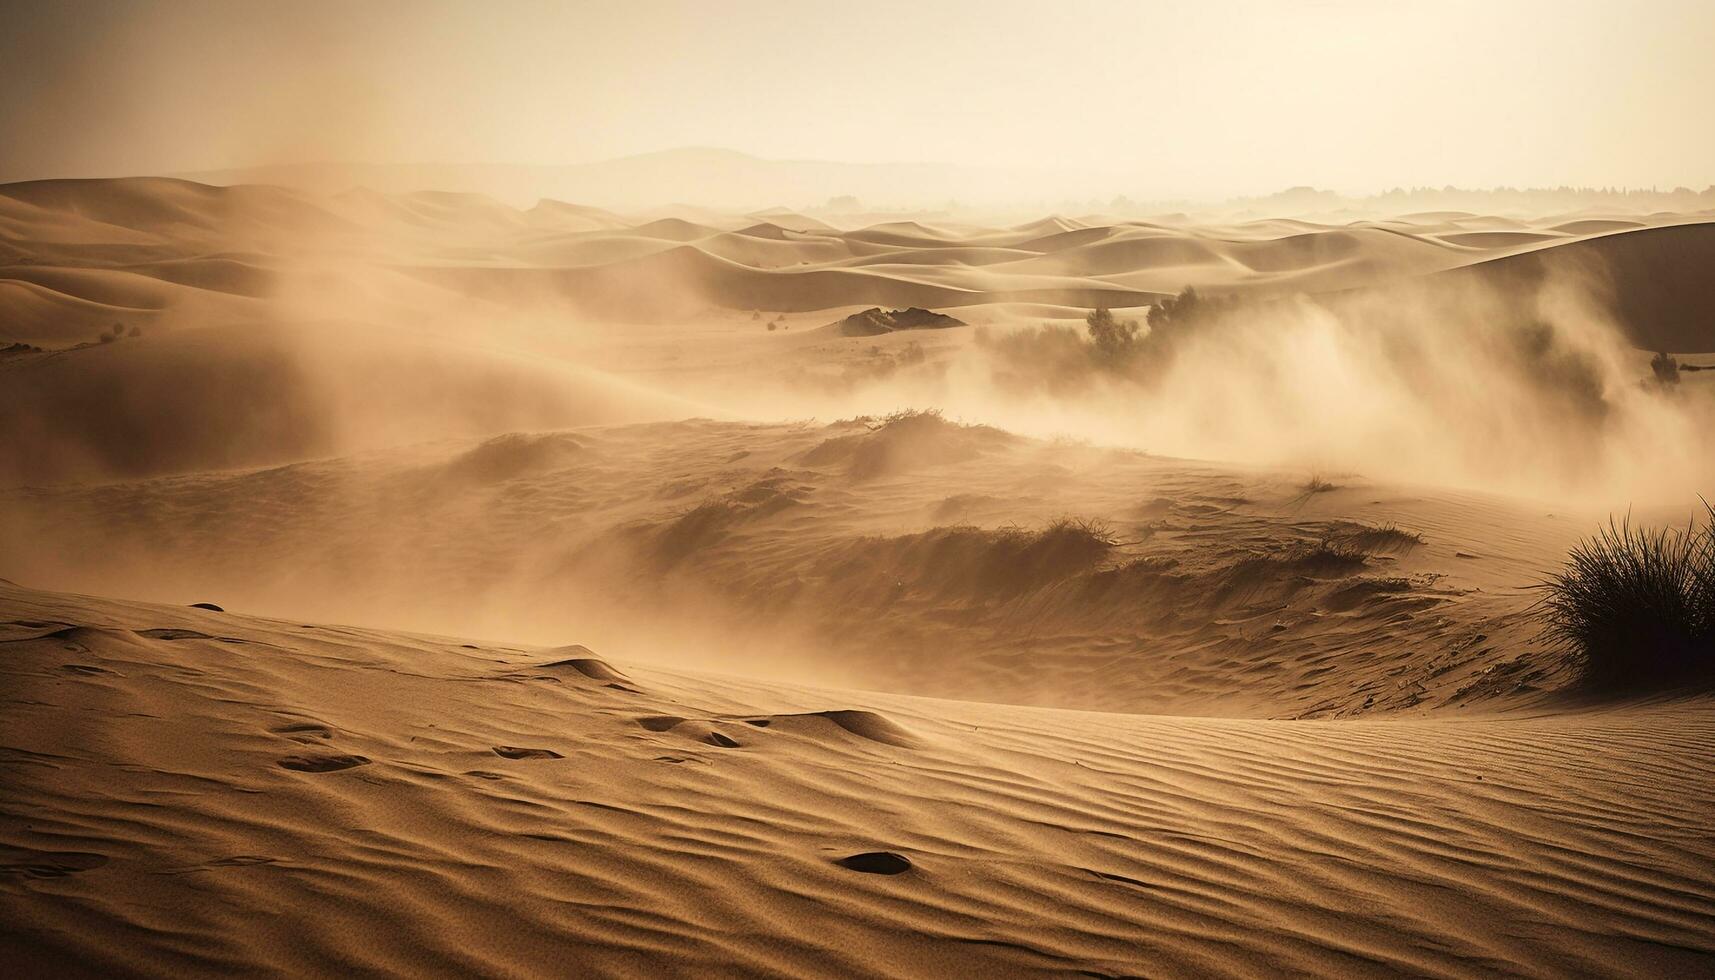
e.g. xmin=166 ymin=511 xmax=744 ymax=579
xmin=175 ymin=150 xmax=1715 ymax=218
xmin=177 ymin=148 xmax=1089 ymax=212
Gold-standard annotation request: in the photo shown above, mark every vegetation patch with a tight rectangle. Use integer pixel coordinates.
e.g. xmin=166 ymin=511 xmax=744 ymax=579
xmin=1539 ymin=502 xmax=1715 ymax=691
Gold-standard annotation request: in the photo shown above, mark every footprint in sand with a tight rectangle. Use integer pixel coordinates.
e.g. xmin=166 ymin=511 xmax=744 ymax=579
xmin=492 ymin=746 xmax=564 ymax=760
xmin=277 ymin=754 xmax=370 ymax=773
xmin=835 ymin=851 xmax=913 ymax=875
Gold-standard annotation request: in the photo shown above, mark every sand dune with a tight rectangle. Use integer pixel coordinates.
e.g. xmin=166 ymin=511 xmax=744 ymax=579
xmin=1438 ymin=222 xmax=1715 ymax=352
xmin=5 ymin=175 xmax=1715 ymax=977
xmin=0 ymin=324 xmax=701 ymax=485
xmin=7 ymin=177 xmax=1713 ymax=344
xmin=2 ymin=580 xmax=1711 ymax=977
xmin=0 ymin=415 xmax=1604 ymax=716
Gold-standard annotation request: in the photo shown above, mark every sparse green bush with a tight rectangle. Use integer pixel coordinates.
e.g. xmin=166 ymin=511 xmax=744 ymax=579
xmin=1540 ymin=502 xmax=1715 ymax=690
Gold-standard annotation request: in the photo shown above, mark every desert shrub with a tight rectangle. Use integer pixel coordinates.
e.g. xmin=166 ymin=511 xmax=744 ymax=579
xmin=1334 ymin=521 xmax=1424 ymax=554
xmin=1147 ymin=287 xmax=1225 ymax=348
xmin=1651 ymin=351 xmax=1680 ymax=385
xmin=1085 ymin=307 xmax=1139 ymax=365
xmin=865 ymin=407 xmax=943 ymax=431
xmin=974 ymin=323 xmax=1094 ymax=393
xmin=975 ymin=288 xmax=1248 ymax=391
xmin=1540 ymin=502 xmax=1715 ymax=690
xmin=1286 ymin=537 xmax=1371 ymax=575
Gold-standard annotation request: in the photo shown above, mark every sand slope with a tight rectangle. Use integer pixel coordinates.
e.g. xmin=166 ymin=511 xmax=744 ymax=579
xmin=0 ymin=324 xmax=703 ymax=485
xmin=0 ymin=417 xmax=1603 ymax=716
xmin=2 ymin=581 xmax=1711 ymax=977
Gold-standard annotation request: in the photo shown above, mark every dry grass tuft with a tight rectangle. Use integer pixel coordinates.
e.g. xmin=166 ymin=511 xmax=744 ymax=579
xmin=1539 ymin=502 xmax=1715 ymax=691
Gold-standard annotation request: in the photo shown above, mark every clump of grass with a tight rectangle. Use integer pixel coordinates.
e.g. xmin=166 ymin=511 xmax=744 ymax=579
xmin=865 ymin=407 xmax=945 ymax=431
xmin=1034 ymin=516 xmax=1121 ymax=552
xmin=1287 ymin=537 xmax=1370 ymax=576
xmin=1337 ymin=521 xmax=1425 ymax=554
xmin=1304 ymin=475 xmax=1338 ymax=494
xmin=1540 ymin=502 xmax=1715 ymax=691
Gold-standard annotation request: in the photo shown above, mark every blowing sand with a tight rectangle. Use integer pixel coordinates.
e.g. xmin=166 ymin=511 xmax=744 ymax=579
xmin=3 ymin=177 xmax=1715 ymax=977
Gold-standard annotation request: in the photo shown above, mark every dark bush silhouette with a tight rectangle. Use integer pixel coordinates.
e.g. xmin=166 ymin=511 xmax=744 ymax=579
xmin=1145 ymin=286 xmax=1243 ymax=359
xmin=1651 ymin=351 xmax=1681 ymax=385
xmin=1085 ymin=307 xmax=1139 ymax=366
xmin=1540 ymin=502 xmax=1715 ymax=691
xmin=975 ymin=287 xmax=1248 ymax=392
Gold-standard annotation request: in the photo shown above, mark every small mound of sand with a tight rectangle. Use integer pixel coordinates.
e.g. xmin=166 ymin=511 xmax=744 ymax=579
xmin=836 ymin=518 xmax=1118 ymax=599
xmin=1329 ymin=521 xmax=1424 ymax=554
xmin=441 ymin=433 xmax=586 ymax=485
xmin=778 ymin=709 xmax=923 ymax=748
xmin=646 ymin=477 xmax=805 ymax=564
xmin=537 ymin=646 xmax=628 ymax=681
xmin=799 ymin=411 xmax=1013 ymax=481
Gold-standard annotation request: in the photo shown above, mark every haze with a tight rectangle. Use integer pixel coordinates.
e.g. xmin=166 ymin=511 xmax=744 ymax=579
xmin=5 ymin=0 xmax=1715 ymax=201
xmin=4 ymin=3 xmax=1715 ymax=976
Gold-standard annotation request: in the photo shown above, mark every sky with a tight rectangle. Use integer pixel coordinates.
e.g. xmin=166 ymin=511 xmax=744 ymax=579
xmin=3 ymin=0 xmax=1713 ymax=197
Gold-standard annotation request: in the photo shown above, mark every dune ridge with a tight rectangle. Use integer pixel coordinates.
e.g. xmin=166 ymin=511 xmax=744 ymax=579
xmin=0 ymin=416 xmax=1600 ymax=717
xmin=7 ymin=177 xmax=1713 ymax=344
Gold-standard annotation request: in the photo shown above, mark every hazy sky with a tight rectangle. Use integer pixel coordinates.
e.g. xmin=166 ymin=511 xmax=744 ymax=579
xmin=4 ymin=0 xmax=1713 ymax=196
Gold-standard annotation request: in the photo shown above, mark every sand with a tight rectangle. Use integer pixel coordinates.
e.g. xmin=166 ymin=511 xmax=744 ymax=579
xmin=2 ymin=581 xmax=1712 ymax=976
xmin=3 ymin=176 xmax=1715 ymax=976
